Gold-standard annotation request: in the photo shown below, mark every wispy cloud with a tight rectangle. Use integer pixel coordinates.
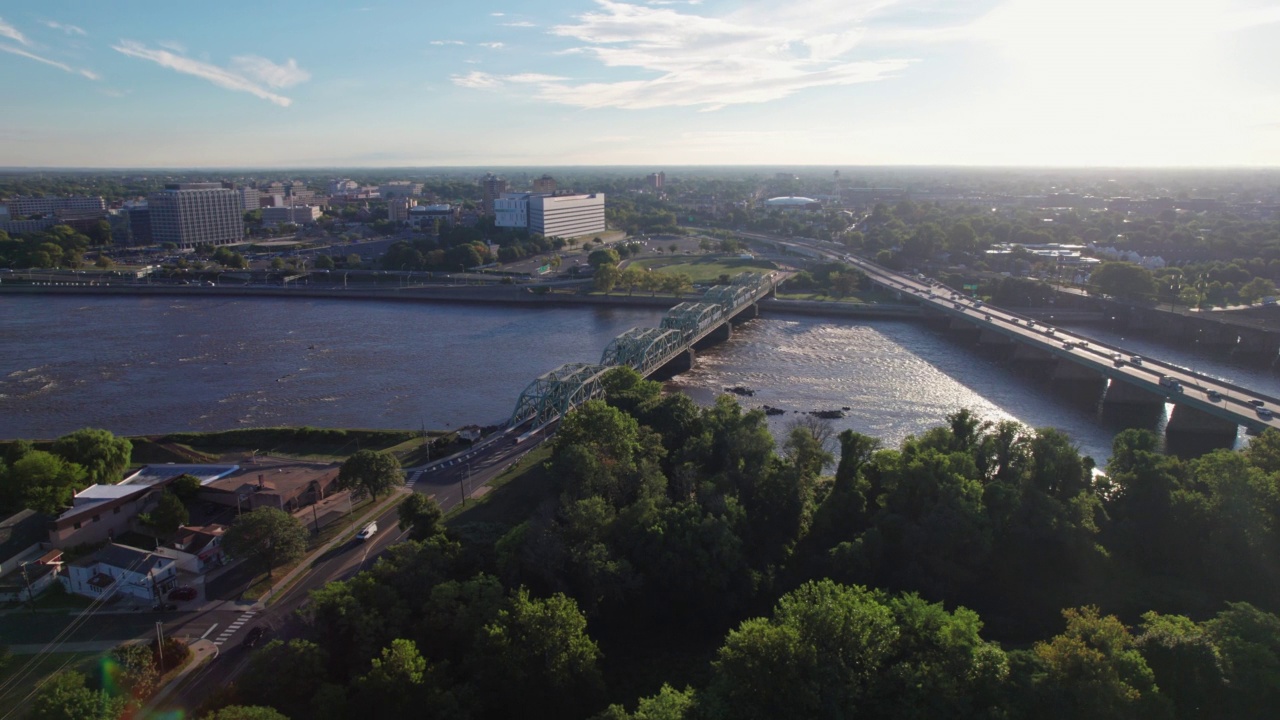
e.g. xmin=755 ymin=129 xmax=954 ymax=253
xmin=452 ymin=71 xmax=503 ymax=89
xmin=0 ymin=17 xmax=29 ymax=45
xmin=502 ymin=21 xmax=536 ymax=27
xmin=430 ymin=40 xmax=466 ymax=45
xmin=158 ymin=40 xmax=186 ymax=53
xmin=43 ymin=20 xmax=86 ymax=36
xmin=491 ymin=12 xmax=505 ymax=16
xmin=112 ymin=40 xmax=306 ymax=106
xmin=0 ymin=42 xmax=98 ymax=79
xmin=231 ymin=55 xmax=310 ymax=88
xmin=460 ymin=0 xmax=913 ymax=111
xmin=479 ymin=42 xmax=505 ymax=49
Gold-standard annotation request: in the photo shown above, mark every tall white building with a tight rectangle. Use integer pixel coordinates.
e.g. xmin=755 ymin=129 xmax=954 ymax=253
xmin=494 ymin=192 xmax=532 ymax=229
xmin=148 ymin=183 xmax=243 ymax=249
xmin=530 ymin=193 xmax=605 ymax=238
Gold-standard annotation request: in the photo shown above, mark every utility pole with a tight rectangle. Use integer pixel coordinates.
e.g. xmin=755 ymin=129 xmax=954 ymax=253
xmin=155 ymin=622 xmax=165 ymax=667
xmin=19 ymin=562 xmax=35 ymax=613
xmin=311 ymin=501 xmax=320 ymax=534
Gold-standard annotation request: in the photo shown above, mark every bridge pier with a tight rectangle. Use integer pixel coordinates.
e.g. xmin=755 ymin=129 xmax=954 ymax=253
xmin=704 ymin=322 xmax=732 ymax=343
xmin=652 ymin=348 xmax=695 ymax=379
xmin=1165 ymin=404 xmax=1239 ymax=438
xmin=731 ymin=303 xmax=759 ymax=322
xmin=1103 ymin=379 xmax=1166 ymax=408
xmin=978 ymin=329 xmax=1013 ymax=347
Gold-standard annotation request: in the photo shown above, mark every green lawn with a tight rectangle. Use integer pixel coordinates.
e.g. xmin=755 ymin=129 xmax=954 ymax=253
xmin=0 ymin=651 xmax=101 ymax=710
xmin=446 ymin=445 xmax=555 ymax=528
xmin=636 ymin=256 xmax=778 ymax=284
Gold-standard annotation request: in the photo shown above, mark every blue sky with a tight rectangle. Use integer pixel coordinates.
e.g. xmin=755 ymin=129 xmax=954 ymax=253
xmin=1 ymin=0 xmax=1278 ymax=168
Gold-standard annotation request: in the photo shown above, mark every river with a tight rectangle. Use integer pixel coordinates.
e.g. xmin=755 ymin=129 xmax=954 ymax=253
xmin=4 ymin=295 xmax=1276 ymax=464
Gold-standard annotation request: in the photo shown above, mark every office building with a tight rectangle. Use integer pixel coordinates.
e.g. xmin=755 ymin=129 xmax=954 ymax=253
xmin=646 ymin=172 xmax=665 ymax=190
xmin=148 ymin=183 xmax=244 ymax=248
xmin=237 ymin=187 xmax=261 ymax=213
xmin=530 ymin=193 xmax=606 ymax=238
xmin=481 ymin=173 xmax=508 ymax=215
xmin=262 ymin=205 xmax=322 ymax=226
xmin=379 ymin=181 xmax=423 ymax=199
xmin=408 ymin=204 xmax=459 ymax=229
xmin=388 ymin=197 xmax=417 ymax=222
xmin=532 ymin=174 xmax=557 ymax=194
xmin=2 ymin=195 xmax=106 ymax=217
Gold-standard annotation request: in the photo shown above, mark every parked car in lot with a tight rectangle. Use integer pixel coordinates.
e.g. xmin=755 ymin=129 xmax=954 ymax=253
xmin=169 ymin=586 xmax=197 ymax=601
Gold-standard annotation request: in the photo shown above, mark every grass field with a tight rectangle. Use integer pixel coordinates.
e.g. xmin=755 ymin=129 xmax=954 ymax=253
xmin=638 ymin=256 xmax=778 ymax=284
xmin=0 ymin=651 xmax=101 ymax=710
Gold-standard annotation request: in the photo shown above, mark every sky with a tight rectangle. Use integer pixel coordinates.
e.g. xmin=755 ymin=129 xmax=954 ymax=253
xmin=0 ymin=0 xmax=1278 ymax=168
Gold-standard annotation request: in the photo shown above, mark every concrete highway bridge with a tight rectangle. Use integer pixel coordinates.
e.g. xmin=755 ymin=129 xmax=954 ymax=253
xmin=508 ymin=272 xmax=776 ymax=428
xmin=842 ymin=254 xmax=1280 ymax=438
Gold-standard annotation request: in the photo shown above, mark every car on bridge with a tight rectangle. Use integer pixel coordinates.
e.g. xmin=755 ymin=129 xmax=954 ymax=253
xmin=1259 ymin=407 xmax=1274 ymax=420
xmin=1130 ymin=355 xmax=1143 ymax=365
xmin=1207 ymin=390 xmax=1223 ymax=401
xmin=1159 ymin=376 xmax=1183 ymax=391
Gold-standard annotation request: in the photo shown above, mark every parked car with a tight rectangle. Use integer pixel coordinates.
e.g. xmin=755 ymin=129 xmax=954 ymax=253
xmin=169 ymin=586 xmax=197 ymax=601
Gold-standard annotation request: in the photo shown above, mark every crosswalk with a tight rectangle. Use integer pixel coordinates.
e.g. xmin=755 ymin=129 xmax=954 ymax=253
xmin=405 ymin=470 xmax=422 ymax=488
xmin=212 ymin=610 xmax=257 ymax=646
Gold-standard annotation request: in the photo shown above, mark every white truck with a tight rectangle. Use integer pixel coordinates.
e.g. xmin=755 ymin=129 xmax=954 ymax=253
xmin=356 ymin=521 xmax=378 ymax=541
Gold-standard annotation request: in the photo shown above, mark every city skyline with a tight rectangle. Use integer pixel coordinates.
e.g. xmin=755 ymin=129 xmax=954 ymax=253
xmin=1 ymin=0 xmax=1278 ymax=168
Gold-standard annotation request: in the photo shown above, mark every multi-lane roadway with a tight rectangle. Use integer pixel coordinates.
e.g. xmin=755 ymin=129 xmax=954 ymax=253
xmin=841 ymin=253 xmax=1280 ymax=433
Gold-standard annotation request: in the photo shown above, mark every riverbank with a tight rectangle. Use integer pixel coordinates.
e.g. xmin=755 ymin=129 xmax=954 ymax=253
xmin=0 ymin=281 xmax=924 ymax=318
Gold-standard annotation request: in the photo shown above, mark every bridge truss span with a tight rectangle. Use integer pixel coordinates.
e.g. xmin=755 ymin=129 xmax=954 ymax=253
xmin=601 ymin=327 xmax=684 ymax=376
xmin=508 ymin=363 xmax=612 ymax=428
xmin=661 ymin=302 xmax=725 ymax=342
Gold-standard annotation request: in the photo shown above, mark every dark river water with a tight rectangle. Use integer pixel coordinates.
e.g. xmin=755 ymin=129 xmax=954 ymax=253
xmin=4 ymin=295 xmax=1279 ymax=464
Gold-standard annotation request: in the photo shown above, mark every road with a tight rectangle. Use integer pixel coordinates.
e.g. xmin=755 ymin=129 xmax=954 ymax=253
xmin=818 ymin=246 xmax=1280 ymax=433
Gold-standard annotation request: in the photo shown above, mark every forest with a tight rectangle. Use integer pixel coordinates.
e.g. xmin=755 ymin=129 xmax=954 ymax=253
xmin=195 ymin=368 xmax=1280 ymax=720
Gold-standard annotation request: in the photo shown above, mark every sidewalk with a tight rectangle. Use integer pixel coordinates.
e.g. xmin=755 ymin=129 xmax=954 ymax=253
xmin=139 ymin=638 xmax=218 ymax=715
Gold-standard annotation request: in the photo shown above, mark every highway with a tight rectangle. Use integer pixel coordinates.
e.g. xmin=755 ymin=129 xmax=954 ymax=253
xmin=838 ymin=252 xmax=1280 ymax=434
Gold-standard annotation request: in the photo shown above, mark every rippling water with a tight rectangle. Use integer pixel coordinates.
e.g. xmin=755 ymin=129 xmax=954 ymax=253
xmin=4 ymin=296 xmax=1274 ymax=464
xmin=0 ymin=295 xmax=664 ymax=439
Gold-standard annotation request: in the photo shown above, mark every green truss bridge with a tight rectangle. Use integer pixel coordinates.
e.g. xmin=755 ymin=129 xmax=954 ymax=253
xmin=508 ymin=272 xmax=777 ymax=428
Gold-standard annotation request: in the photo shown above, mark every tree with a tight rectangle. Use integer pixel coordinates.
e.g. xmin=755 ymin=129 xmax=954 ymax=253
xmin=224 ymin=507 xmax=307 ymax=578
xmin=594 ymin=264 xmax=621 ymax=294
xmin=472 ymin=589 xmax=604 ymax=719
xmin=704 ymin=580 xmax=898 ymax=720
xmin=52 ymin=428 xmax=132 ymax=485
xmin=588 ymin=248 xmax=620 ymax=268
xmin=397 ymin=493 xmax=444 ymax=540
xmin=9 ymin=450 xmax=88 ymax=514
xmin=108 ymin=642 xmax=159 ymax=702
xmin=27 ymin=671 xmax=127 ymax=720
xmin=1031 ymin=606 xmax=1167 ymax=719
xmin=86 ymin=220 xmax=113 ymax=246
xmin=170 ymin=474 xmax=202 ymax=504
xmin=140 ymin=491 xmax=189 ymax=536
xmin=314 ymin=254 xmax=335 ymax=270
xmin=237 ymin=639 xmax=329 ymax=719
xmin=620 ymin=266 xmax=645 ymax=295
xmin=337 ymin=449 xmax=402 ymax=501
xmin=1090 ymin=262 xmax=1158 ymax=302
xmin=1239 ymin=276 xmax=1277 ymax=304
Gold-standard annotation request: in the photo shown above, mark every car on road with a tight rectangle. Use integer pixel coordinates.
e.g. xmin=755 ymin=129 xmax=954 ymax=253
xmin=169 ymin=586 xmax=197 ymax=601
xmin=242 ymin=626 xmax=267 ymax=649
xmin=1259 ymin=407 xmax=1274 ymax=420
xmin=1129 ymin=355 xmax=1143 ymax=365
xmin=1062 ymin=341 xmax=1074 ymax=350
xmin=1159 ymin=376 xmax=1183 ymax=391
xmin=1250 ymin=399 xmax=1266 ymax=408
xmin=1207 ymin=390 xmax=1223 ymax=401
